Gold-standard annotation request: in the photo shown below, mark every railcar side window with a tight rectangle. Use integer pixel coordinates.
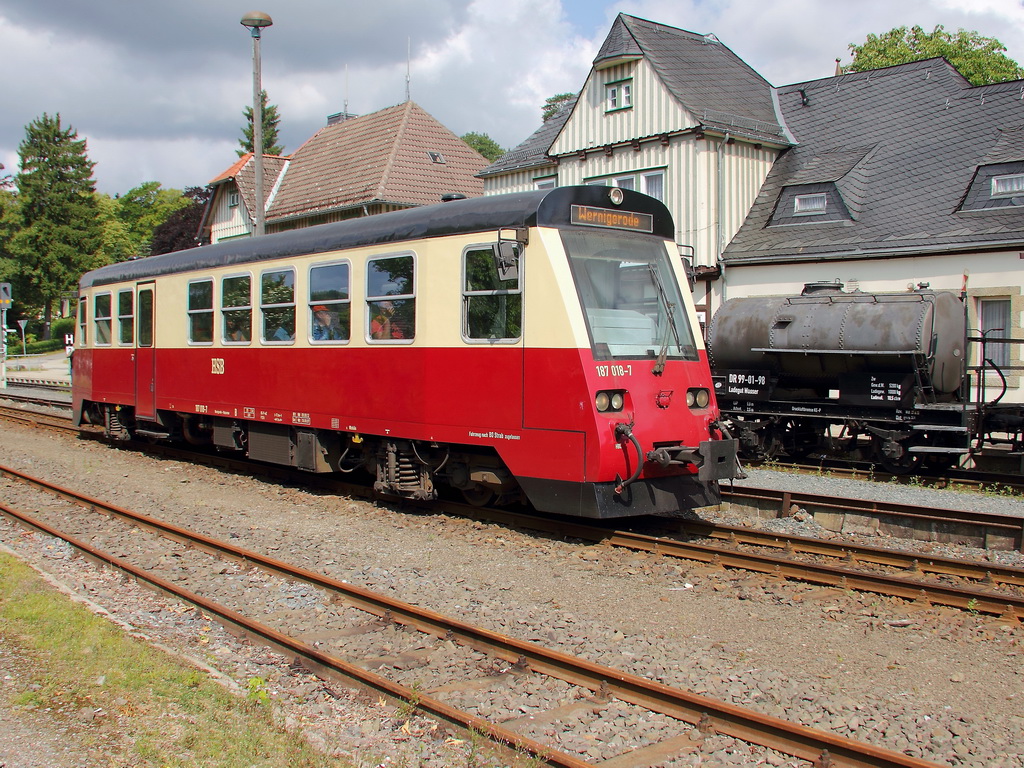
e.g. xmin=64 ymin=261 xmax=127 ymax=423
xmin=367 ymin=255 xmax=414 ymax=341
xmin=187 ymin=279 xmax=214 ymax=344
xmin=94 ymin=293 xmax=112 ymax=346
xmin=78 ymin=297 xmax=87 ymax=346
xmin=309 ymin=262 xmax=350 ymax=342
xmin=222 ymin=274 xmax=252 ymax=343
xmin=261 ymin=268 xmax=295 ymax=343
xmin=117 ymin=290 xmax=134 ymax=345
xmin=462 ymin=246 xmax=521 ymax=342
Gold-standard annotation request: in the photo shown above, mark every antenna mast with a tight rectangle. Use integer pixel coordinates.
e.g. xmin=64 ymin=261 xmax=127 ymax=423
xmin=405 ymin=38 xmax=411 ymax=102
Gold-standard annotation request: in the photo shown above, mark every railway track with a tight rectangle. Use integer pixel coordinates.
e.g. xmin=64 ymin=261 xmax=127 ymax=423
xmin=2 ymin=403 xmax=1024 ymax=619
xmin=0 ymin=463 xmax=950 ymax=768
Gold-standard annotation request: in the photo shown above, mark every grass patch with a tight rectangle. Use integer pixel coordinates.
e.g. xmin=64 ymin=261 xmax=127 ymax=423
xmin=0 ymin=552 xmax=352 ymax=767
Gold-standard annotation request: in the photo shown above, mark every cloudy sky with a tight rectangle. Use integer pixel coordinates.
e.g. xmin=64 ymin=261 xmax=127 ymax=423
xmin=2 ymin=0 xmax=1022 ymax=196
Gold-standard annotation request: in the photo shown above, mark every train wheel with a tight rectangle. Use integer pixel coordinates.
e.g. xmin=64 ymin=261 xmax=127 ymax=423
xmin=461 ymin=484 xmax=496 ymax=507
xmin=871 ymin=435 xmax=920 ymax=475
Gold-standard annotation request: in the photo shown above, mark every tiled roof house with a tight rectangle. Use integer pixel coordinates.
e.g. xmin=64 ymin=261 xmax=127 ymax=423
xmin=203 ymin=101 xmax=488 ymax=243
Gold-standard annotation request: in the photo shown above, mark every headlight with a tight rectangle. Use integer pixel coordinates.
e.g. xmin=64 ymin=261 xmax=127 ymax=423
xmin=595 ymin=390 xmax=625 ymax=413
xmin=610 ymin=392 xmax=624 ymax=410
xmin=596 ymin=392 xmax=611 ymax=412
xmin=687 ymin=388 xmax=710 ymax=408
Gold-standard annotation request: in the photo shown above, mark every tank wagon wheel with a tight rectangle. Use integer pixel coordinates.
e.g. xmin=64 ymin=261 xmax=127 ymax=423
xmin=871 ymin=434 xmax=921 ymax=475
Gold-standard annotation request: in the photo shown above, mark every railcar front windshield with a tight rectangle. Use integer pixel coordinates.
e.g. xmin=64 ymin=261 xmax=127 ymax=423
xmin=562 ymin=229 xmax=698 ymax=362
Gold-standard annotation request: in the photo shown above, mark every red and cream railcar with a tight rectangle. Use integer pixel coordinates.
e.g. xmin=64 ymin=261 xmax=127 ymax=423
xmin=73 ymin=186 xmax=737 ymax=518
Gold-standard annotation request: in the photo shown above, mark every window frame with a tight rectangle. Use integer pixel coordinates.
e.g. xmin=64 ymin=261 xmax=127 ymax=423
xmin=221 ymin=273 xmax=253 ymax=345
xmin=794 ymin=193 xmax=828 ymax=215
xmin=308 ymin=260 xmax=351 ymax=344
xmin=366 ymin=252 xmax=416 ymax=344
xmin=117 ymin=289 xmax=134 ymax=346
xmin=641 ymin=171 xmax=664 ymax=202
xmin=227 ymin=190 xmax=239 ymax=208
xmin=93 ymin=292 xmax=113 ymax=347
xmin=991 ymin=173 xmax=1024 ymax=198
xmin=461 ymin=243 xmax=523 ymax=344
xmin=260 ymin=267 xmax=296 ymax=344
xmin=605 ymin=77 xmax=633 ymax=112
xmin=187 ymin=278 xmax=214 ymax=345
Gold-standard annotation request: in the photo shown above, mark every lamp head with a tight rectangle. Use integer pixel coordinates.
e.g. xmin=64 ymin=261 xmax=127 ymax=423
xmin=241 ymin=11 xmax=273 ymax=34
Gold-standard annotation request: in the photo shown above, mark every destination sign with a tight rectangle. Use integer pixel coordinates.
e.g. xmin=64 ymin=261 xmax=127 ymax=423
xmin=571 ymin=205 xmax=654 ymax=233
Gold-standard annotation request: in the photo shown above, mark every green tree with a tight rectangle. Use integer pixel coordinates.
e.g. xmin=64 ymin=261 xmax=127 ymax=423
xmin=10 ymin=113 xmax=104 ymax=336
xmin=238 ymin=90 xmax=285 ymax=157
xmin=106 ymin=181 xmax=191 ymax=258
xmin=150 ymin=186 xmax=211 ymax=254
xmin=460 ymin=132 xmax=505 ymax=162
xmin=542 ymin=92 xmax=575 ymax=122
xmin=843 ymin=25 xmax=1024 ymax=85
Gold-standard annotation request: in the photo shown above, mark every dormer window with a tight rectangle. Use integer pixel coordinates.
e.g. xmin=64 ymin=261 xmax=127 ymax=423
xmin=228 ymin=190 xmax=239 ymax=208
xmin=992 ymin=173 xmax=1024 ymax=197
xmin=605 ymin=79 xmax=632 ymax=112
xmin=794 ymin=193 xmax=827 ymax=215
xmin=960 ymin=161 xmax=1024 ymax=211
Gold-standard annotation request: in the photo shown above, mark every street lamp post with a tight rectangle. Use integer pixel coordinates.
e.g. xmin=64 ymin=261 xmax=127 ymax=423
xmin=241 ymin=11 xmax=273 ymax=237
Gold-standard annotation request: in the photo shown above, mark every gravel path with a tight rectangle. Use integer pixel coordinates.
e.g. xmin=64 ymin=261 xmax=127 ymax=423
xmin=1 ymin=424 xmax=1022 ymax=766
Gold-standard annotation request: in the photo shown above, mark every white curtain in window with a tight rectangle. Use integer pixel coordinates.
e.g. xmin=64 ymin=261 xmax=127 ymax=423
xmin=980 ymin=298 xmax=1011 ymax=367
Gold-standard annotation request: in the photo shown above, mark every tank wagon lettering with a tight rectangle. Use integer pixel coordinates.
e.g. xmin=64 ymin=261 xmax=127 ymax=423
xmin=211 ymin=357 xmax=225 ymax=374
xmin=571 ymin=205 xmax=653 ymax=233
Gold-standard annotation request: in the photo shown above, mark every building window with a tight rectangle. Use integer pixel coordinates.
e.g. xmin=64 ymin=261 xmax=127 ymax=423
xmin=980 ymin=298 xmax=1012 ymax=368
xmin=992 ymin=174 xmax=1024 ymax=198
xmin=605 ymin=79 xmax=632 ymax=112
xmin=187 ymin=279 xmax=214 ymax=344
xmin=93 ymin=294 xmax=114 ymax=346
xmin=535 ymin=177 xmax=556 ymax=190
xmin=641 ymin=171 xmax=664 ymax=201
xmin=222 ymin=274 xmax=252 ymax=343
xmin=367 ymin=254 xmax=415 ymax=341
xmin=462 ymin=245 xmax=522 ymax=342
xmin=117 ymin=289 xmax=134 ymax=345
xmin=794 ymin=193 xmax=827 ymax=215
xmin=227 ymin=190 xmax=239 ymax=207
xmin=614 ymin=176 xmax=635 ymax=191
xmin=261 ymin=269 xmax=295 ymax=342
xmin=309 ymin=262 xmax=350 ymax=342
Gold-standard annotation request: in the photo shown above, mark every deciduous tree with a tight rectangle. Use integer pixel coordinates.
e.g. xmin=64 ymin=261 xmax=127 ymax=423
xmin=150 ymin=187 xmax=211 ymax=255
xmin=843 ymin=25 xmax=1024 ymax=85
xmin=460 ymin=132 xmax=505 ymax=162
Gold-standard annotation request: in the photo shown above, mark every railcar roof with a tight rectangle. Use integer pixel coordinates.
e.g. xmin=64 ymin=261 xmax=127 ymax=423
xmin=80 ymin=186 xmax=674 ymax=288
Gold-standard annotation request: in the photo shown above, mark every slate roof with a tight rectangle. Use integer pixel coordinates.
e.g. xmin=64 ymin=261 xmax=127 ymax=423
xmin=267 ymin=101 xmax=487 ymax=220
xmin=724 ymin=59 xmax=1024 ymax=264
xmin=479 ymin=14 xmax=788 ymax=179
xmin=477 ymin=97 xmax=576 ymax=177
xmin=601 ymin=15 xmax=787 ymax=144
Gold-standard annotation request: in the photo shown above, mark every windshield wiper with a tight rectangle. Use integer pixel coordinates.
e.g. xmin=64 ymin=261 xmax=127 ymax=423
xmin=648 ymin=263 xmax=681 ymax=376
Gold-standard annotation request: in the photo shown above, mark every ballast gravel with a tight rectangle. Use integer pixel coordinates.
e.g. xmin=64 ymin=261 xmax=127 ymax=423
xmin=0 ymin=420 xmax=1022 ymax=766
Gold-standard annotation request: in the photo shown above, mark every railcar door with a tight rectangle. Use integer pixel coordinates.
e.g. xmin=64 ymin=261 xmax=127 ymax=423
xmin=135 ymin=283 xmax=156 ymax=420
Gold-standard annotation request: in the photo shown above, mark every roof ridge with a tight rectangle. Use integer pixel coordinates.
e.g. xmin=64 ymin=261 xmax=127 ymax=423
xmin=376 ymin=101 xmax=413 ymax=200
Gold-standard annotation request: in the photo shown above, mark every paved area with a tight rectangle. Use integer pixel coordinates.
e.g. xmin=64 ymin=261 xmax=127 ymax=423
xmin=1 ymin=350 xmax=72 ymax=387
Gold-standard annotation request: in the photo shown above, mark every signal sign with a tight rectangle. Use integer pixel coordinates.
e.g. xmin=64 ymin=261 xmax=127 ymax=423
xmin=0 ymin=283 xmax=10 ymax=308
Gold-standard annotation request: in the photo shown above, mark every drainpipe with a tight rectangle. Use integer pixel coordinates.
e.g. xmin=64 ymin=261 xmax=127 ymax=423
xmin=715 ymin=132 xmax=731 ymax=308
